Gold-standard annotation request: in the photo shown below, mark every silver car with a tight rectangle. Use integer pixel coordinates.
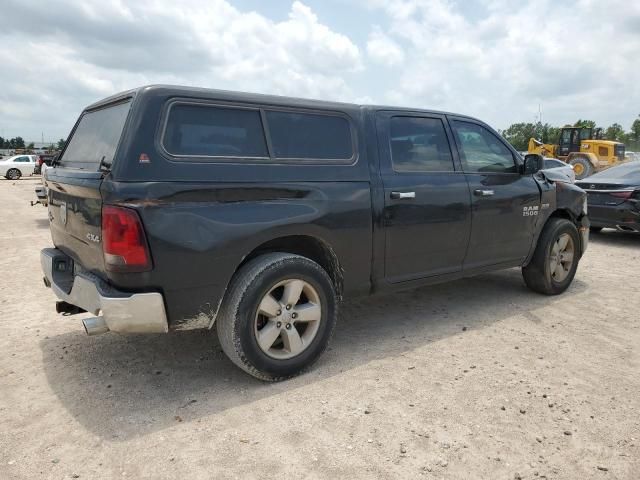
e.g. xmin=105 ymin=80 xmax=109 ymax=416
xmin=542 ymin=158 xmax=576 ymax=183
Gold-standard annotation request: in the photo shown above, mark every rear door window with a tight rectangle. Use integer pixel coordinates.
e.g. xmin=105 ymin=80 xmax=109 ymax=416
xmin=266 ymin=110 xmax=353 ymax=161
xmin=163 ymin=104 xmax=268 ymax=158
xmin=59 ymin=100 xmax=131 ymax=170
xmin=389 ymin=117 xmax=454 ymax=172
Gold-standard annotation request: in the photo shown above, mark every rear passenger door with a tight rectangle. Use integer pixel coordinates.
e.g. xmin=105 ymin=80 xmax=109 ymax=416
xmin=376 ymin=112 xmax=472 ymax=283
xmin=449 ymin=119 xmax=541 ymax=269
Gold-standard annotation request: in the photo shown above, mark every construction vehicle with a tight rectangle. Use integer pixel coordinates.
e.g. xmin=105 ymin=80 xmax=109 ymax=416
xmin=528 ymin=126 xmax=626 ymax=179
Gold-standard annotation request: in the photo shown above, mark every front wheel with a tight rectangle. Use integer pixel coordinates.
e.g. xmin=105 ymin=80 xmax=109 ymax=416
xmin=569 ymin=157 xmax=593 ymax=180
xmin=522 ymin=218 xmax=581 ymax=295
xmin=6 ymin=169 xmax=21 ymax=180
xmin=216 ymin=253 xmax=337 ymax=381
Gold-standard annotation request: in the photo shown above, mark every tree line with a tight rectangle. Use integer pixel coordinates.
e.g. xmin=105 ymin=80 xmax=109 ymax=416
xmin=0 ymin=136 xmax=66 ymax=151
xmin=501 ymin=115 xmax=640 ymax=152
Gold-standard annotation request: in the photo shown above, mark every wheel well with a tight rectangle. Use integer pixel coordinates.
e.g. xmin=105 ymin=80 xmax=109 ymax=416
xmin=549 ymin=209 xmax=575 ymax=222
xmin=241 ymin=235 xmax=344 ymax=299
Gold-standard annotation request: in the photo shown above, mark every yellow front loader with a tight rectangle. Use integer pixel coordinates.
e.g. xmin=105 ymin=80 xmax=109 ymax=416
xmin=528 ymin=126 xmax=626 ymax=179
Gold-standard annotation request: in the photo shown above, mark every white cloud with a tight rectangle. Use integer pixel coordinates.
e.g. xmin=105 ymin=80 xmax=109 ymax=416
xmin=0 ymin=0 xmax=362 ymax=140
xmin=367 ymin=0 xmax=640 ymax=128
xmin=1 ymin=0 xmax=639 ymax=140
xmin=367 ymin=27 xmax=405 ymax=66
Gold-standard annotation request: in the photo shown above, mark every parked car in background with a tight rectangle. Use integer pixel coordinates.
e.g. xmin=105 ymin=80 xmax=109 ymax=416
xmin=576 ymin=161 xmax=640 ymax=233
xmin=34 ymin=153 xmax=58 ymax=174
xmin=0 ymin=154 xmax=37 ymax=180
xmin=542 ymin=157 xmax=576 ymax=183
xmin=625 ymin=151 xmax=639 ymax=162
xmin=32 ymin=163 xmax=49 ymax=206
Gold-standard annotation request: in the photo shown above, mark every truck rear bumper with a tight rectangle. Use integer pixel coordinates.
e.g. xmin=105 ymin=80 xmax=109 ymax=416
xmin=41 ymin=248 xmax=168 ymax=335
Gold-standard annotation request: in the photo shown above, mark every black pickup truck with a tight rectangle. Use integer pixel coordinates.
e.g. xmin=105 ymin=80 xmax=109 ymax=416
xmin=41 ymin=85 xmax=589 ymax=380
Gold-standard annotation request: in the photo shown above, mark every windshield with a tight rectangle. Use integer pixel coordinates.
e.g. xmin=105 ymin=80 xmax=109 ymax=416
xmin=58 ymin=100 xmax=131 ymax=170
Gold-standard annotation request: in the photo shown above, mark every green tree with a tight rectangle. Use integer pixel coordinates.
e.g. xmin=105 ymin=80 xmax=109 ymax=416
xmin=502 ymin=122 xmax=561 ymax=151
xmin=26 ymin=142 xmax=35 ymax=150
xmin=502 ymin=122 xmax=538 ymax=151
xmin=630 ymin=115 xmax=640 ymax=142
xmin=538 ymin=124 xmax=561 ymax=144
xmin=56 ymin=138 xmax=66 ymax=150
xmin=13 ymin=137 xmax=25 ymax=149
xmin=605 ymin=123 xmax=625 ymax=141
xmin=0 ymin=136 xmax=4 ymax=148
xmin=574 ymin=119 xmax=597 ymax=129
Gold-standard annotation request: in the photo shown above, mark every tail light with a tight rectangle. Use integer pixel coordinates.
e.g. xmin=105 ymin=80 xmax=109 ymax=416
xmin=610 ymin=190 xmax=633 ymax=200
xmin=101 ymin=205 xmax=152 ymax=272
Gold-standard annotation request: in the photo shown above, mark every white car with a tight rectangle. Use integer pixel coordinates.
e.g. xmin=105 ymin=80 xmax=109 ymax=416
xmin=542 ymin=157 xmax=576 ymax=183
xmin=0 ymin=155 xmax=37 ymax=180
xmin=625 ymin=151 xmax=639 ymax=162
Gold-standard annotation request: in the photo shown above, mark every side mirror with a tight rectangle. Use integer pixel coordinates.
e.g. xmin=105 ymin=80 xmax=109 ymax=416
xmin=523 ymin=153 xmax=544 ymax=175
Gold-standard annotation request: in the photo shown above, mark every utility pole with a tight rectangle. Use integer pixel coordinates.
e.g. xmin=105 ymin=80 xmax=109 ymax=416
xmin=539 ymin=104 xmax=543 ymax=125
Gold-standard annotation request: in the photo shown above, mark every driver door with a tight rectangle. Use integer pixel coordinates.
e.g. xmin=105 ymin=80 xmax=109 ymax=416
xmin=449 ymin=118 xmax=541 ymax=269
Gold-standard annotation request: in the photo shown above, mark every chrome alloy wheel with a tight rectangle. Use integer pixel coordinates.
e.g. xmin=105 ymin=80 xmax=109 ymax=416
xmin=254 ymin=279 xmax=322 ymax=360
xmin=549 ymin=233 xmax=575 ymax=282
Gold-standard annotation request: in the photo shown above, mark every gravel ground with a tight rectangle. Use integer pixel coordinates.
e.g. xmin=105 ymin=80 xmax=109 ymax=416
xmin=1 ymin=178 xmax=639 ymax=480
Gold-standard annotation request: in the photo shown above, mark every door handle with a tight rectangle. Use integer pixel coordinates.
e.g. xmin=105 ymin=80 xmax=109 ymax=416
xmin=474 ymin=189 xmax=495 ymax=197
xmin=390 ymin=191 xmax=416 ymax=200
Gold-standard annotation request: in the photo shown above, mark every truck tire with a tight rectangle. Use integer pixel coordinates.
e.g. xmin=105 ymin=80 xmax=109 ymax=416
xmin=569 ymin=157 xmax=593 ymax=180
xmin=522 ymin=218 xmax=581 ymax=295
xmin=6 ymin=168 xmax=21 ymax=180
xmin=216 ymin=253 xmax=337 ymax=381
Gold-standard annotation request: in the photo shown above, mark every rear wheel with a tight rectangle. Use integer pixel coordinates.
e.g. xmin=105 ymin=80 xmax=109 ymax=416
xmin=523 ymin=218 xmax=581 ymax=295
xmin=216 ymin=253 xmax=337 ymax=381
xmin=6 ymin=168 xmax=21 ymax=180
xmin=569 ymin=157 xmax=593 ymax=180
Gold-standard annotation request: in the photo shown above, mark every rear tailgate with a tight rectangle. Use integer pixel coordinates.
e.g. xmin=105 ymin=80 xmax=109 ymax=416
xmin=47 ymin=100 xmax=132 ymax=275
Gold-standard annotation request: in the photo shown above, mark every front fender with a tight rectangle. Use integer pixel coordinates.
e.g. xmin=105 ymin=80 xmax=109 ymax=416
xmin=523 ymin=174 xmax=587 ymax=266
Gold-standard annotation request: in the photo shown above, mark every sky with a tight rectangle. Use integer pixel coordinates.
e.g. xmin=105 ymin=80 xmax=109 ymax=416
xmin=1 ymin=0 xmax=639 ymax=142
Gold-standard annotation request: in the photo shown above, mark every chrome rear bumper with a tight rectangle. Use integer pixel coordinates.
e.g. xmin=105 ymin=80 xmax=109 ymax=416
xmin=41 ymin=248 xmax=168 ymax=335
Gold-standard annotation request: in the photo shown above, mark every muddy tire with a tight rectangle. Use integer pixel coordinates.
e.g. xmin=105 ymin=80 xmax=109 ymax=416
xmin=522 ymin=218 xmax=581 ymax=295
xmin=216 ymin=253 xmax=337 ymax=381
xmin=569 ymin=157 xmax=593 ymax=180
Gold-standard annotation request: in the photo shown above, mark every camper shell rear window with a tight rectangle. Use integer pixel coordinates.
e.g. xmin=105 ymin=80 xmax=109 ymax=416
xmin=161 ymin=101 xmax=355 ymax=163
xmin=58 ymin=100 xmax=131 ymax=170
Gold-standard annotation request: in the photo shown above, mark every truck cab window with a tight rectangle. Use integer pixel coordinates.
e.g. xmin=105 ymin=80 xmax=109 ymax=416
xmin=451 ymin=121 xmax=517 ymax=174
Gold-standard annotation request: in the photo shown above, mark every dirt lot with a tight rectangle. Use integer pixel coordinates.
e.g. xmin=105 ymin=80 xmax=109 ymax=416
xmin=0 ymin=178 xmax=639 ymax=480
